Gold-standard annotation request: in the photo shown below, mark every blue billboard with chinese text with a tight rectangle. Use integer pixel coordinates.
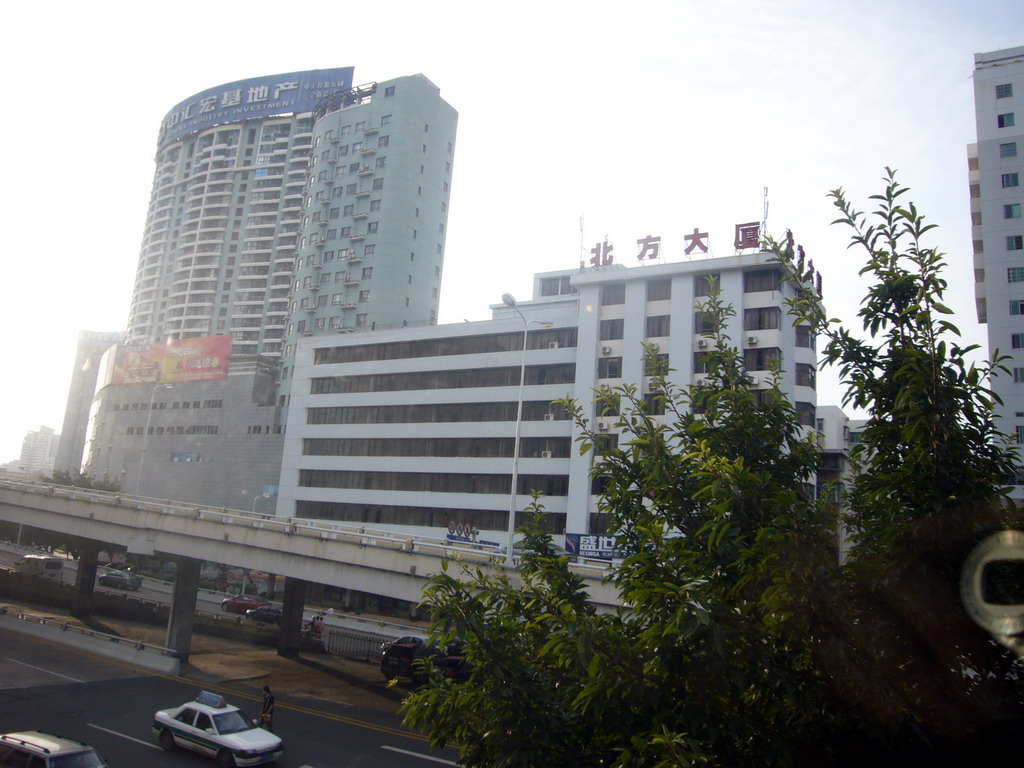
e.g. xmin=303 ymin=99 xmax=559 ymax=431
xmin=158 ymin=67 xmax=355 ymax=150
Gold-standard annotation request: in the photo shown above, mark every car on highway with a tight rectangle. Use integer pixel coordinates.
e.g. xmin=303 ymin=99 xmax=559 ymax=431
xmin=0 ymin=730 xmax=109 ymax=767
xmin=97 ymin=567 xmax=143 ymax=590
xmin=221 ymin=594 xmax=271 ymax=613
xmin=380 ymin=635 xmax=469 ymax=683
xmin=245 ymin=605 xmax=282 ymax=625
xmin=14 ymin=554 xmax=65 ymax=579
xmin=153 ymin=690 xmax=283 ymax=767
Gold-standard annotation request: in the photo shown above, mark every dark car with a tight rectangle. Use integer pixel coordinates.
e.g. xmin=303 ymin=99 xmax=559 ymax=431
xmin=380 ymin=636 xmax=468 ymax=683
xmin=221 ymin=594 xmax=271 ymax=613
xmin=97 ymin=568 xmax=142 ymax=591
xmin=245 ymin=605 xmax=282 ymax=625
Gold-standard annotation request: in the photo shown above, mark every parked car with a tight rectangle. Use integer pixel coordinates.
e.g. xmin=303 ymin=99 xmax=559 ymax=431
xmin=0 ymin=730 xmax=109 ymax=767
xmin=221 ymin=594 xmax=271 ymax=614
xmin=153 ymin=690 xmax=283 ymax=767
xmin=98 ymin=567 xmax=143 ymax=590
xmin=379 ymin=635 xmax=468 ymax=683
xmin=245 ymin=605 xmax=282 ymax=625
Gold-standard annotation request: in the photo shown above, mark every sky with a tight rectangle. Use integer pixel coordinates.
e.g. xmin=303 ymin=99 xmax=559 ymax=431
xmin=1 ymin=0 xmax=1022 ymax=463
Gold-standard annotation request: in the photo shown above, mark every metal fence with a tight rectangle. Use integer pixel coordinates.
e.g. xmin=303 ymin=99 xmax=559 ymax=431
xmin=322 ymin=626 xmax=386 ymax=661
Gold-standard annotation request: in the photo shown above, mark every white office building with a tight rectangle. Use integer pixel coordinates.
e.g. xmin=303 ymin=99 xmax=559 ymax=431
xmin=278 ymin=253 xmax=820 ymax=547
xmin=969 ymin=45 xmax=1024 ymax=484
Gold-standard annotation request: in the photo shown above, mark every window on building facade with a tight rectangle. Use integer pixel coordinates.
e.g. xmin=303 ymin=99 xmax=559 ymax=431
xmin=999 ymin=113 xmax=1017 ymax=128
xmin=743 ymin=307 xmax=781 ymax=331
xmin=694 ymin=273 xmax=719 ymax=297
xmin=1009 ymin=235 xmax=1024 ymax=251
xmin=645 ymin=315 xmax=670 ymax=337
xmin=1009 ymin=267 xmax=1024 ymax=282
xmin=795 ymin=325 xmax=814 ymax=349
xmin=1001 ymin=142 xmax=1018 ymax=158
xmin=1015 ymin=367 xmax=1024 ymax=383
xmin=646 ymin=279 xmax=671 ymax=301
xmin=1006 ymin=204 xmax=1022 ymax=219
xmin=796 ymin=363 xmax=816 ymax=388
xmin=644 ymin=353 xmax=669 ymax=376
xmin=997 ymin=83 xmax=1014 ymax=98
xmin=1012 ymin=333 xmax=1024 ymax=349
xmin=599 ymin=319 xmax=624 ymax=340
xmin=359 ymin=290 xmax=370 ymax=302
xmin=694 ymin=311 xmax=716 ymax=334
xmin=693 ymin=351 xmax=711 ymax=374
xmin=744 ymin=268 xmax=781 ymax=293
xmin=743 ymin=347 xmax=782 ymax=370
xmin=600 ymin=284 xmax=626 ymax=305
xmin=1012 ymin=300 xmax=1024 ymax=316
xmin=540 ymin=276 xmax=574 ymax=296
xmin=598 ymin=357 xmax=622 ymax=379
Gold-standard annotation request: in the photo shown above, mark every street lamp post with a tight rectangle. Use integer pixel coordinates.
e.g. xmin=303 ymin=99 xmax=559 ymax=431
xmin=135 ymin=384 xmax=172 ymax=495
xmin=501 ymin=293 xmax=551 ymax=565
xmin=241 ymin=490 xmax=271 ymax=514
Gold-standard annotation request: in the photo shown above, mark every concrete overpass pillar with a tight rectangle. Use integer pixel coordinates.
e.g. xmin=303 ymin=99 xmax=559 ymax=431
xmin=278 ymin=576 xmax=308 ymax=658
xmin=71 ymin=540 xmax=101 ymax=619
xmin=165 ymin=556 xmax=202 ymax=663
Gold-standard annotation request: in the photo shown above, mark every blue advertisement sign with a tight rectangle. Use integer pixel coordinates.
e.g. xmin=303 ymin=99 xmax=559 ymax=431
xmin=565 ymin=533 xmax=622 ymax=560
xmin=158 ymin=67 xmax=355 ymax=150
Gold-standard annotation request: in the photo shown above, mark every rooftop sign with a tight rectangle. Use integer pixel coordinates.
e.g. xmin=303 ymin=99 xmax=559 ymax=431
xmin=157 ymin=67 xmax=355 ymax=150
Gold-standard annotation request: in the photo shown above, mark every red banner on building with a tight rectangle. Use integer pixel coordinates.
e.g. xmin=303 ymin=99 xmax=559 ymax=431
xmin=113 ymin=335 xmax=231 ymax=384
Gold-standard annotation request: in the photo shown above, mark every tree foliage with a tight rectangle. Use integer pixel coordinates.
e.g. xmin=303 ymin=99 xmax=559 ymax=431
xmin=403 ymin=171 xmax=1024 ymax=766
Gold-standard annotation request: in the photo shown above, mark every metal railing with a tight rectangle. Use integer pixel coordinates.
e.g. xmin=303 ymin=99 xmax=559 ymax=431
xmin=0 ymin=606 xmax=177 ymax=658
xmin=0 ymin=479 xmax=613 ymax=579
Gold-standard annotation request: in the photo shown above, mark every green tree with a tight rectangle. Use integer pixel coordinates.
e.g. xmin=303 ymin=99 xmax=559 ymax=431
xmin=404 ymin=171 xmax=1023 ymax=765
xmin=41 ymin=469 xmax=121 ymax=493
xmin=771 ymin=169 xmax=1023 ymax=752
xmin=406 ymin=291 xmax=847 ymax=766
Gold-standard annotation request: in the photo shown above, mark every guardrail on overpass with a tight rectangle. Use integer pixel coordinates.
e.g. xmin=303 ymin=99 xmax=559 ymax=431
xmin=0 ymin=479 xmax=620 ymax=609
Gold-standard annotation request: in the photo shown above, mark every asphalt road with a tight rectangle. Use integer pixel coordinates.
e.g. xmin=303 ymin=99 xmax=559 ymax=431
xmin=0 ymin=628 xmax=460 ymax=767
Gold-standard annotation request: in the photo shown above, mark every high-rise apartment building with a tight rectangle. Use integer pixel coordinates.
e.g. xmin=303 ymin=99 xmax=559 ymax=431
xmin=969 ymin=46 xmax=1024 ymax=483
xmin=126 ymin=69 xmax=456 ymax=365
xmin=20 ymin=426 xmax=60 ymax=475
xmin=73 ymin=69 xmax=457 ymax=502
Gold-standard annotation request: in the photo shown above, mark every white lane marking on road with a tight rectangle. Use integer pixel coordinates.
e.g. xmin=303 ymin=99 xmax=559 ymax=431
xmin=5 ymin=658 xmax=83 ymax=682
xmin=88 ymin=724 xmax=161 ymax=749
xmin=381 ymin=745 xmax=460 ymax=765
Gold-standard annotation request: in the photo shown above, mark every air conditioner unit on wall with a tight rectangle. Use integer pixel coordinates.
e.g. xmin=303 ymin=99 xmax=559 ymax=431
xmin=697 ymin=339 xmax=707 ymax=348
xmin=601 ymin=345 xmax=612 ymax=355
xmin=548 ymin=341 xmax=559 ymax=349
xmin=747 ymin=336 xmax=758 ymax=346
xmin=540 ymin=450 xmax=553 ymax=459
xmin=543 ymin=413 xmax=555 ymax=421
xmin=597 ymin=421 xmax=609 ymax=431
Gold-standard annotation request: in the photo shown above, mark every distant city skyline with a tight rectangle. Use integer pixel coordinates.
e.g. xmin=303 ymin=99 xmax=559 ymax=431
xmin=3 ymin=0 xmax=1023 ymax=462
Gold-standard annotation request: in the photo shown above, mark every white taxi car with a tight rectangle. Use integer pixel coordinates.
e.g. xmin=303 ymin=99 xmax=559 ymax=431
xmin=152 ymin=691 xmax=283 ymax=767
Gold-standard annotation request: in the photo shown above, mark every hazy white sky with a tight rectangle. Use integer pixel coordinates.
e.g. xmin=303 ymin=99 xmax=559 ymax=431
xmin=1 ymin=0 xmax=1021 ymax=463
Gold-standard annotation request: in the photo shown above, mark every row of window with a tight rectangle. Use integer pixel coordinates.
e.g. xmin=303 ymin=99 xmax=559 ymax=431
xmin=313 ymin=329 xmax=578 ymax=365
xmin=309 ymin=363 xmax=576 ymax=395
xmin=110 ymin=399 xmax=223 ymax=411
xmin=599 ymin=315 xmax=671 ymax=340
xmin=302 ymin=436 xmax=572 ymax=459
xmin=294 ymin=500 xmax=566 ymax=534
xmin=596 ymin=270 xmax=782 ymax=307
xmin=306 ymin=400 xmax=570 ymax=425
xmin=298 ymin=468 xmax=570 ymax=497
xmin=125 ymin=425 xmax=219 ymax=435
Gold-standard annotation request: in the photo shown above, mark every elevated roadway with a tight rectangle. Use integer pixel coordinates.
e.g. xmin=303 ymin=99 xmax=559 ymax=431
xmin=0 ymin=479 xmax=618 ymax=661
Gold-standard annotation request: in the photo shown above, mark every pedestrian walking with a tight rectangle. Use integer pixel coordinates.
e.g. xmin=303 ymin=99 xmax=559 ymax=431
xmin=261 ymin=685 xmax=275 ymax=732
